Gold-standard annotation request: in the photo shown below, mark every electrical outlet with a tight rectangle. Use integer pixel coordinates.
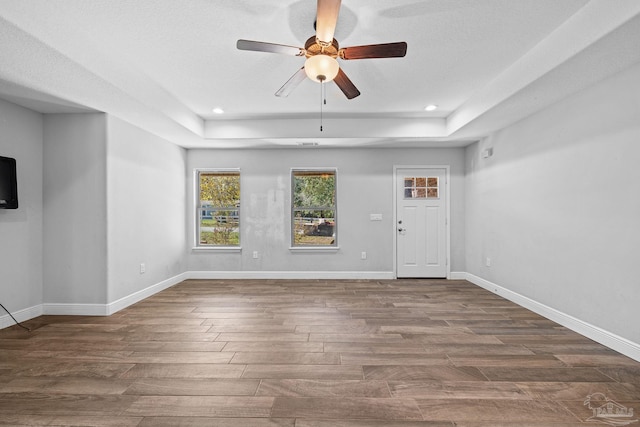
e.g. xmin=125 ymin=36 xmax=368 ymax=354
xmin=485 ymin=257 xmax=491 ymax=267
xmin=361 ymin=251 xmax=367 ymax=260
xmin=253 ymin=251 xmax=259 ymax=259
xmin=140 ymin=263 xmax=146 ymax=274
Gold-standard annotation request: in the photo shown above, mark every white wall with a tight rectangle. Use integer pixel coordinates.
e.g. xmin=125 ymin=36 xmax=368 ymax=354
xmin=187 ymin=147 xmax=465 ymax=275
xmin=465 ymin=61 xmax=640 ymax=347
xmin=106 ymin=116 xmax=187 ymax=303
xmin=43 ymin=113 xmax=108 ymax=305
xmin=0 ymin=99 xmax=43 ymax=326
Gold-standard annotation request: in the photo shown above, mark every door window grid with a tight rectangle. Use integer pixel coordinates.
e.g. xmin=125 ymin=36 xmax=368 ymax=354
xmin=404 ymin=176 xmax=439 ymax=199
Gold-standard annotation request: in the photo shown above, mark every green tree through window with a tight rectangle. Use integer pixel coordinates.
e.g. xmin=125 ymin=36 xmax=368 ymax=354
xmin=197 ymin=170 xmax=240 ymax=246
xmin=292 ymin=170 xmax=336 ymax=246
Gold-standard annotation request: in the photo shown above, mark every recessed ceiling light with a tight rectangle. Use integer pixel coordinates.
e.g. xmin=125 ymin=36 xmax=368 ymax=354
xmin=212 ymin=107 xmax=225 ymax=114
xmin=424 ymin=104 xmax=438 ymax=111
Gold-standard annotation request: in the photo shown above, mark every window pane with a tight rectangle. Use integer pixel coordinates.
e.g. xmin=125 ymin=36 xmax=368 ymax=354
xmin=198 ymin=171 xmax=240 ymax=246
xmin=292 ymin=170 xmax=337 ymax=246
xmin=200 ymin=173 xmax=240 ymax=208
xmin=293 ymin=171 xmax=335 ymax=208
xmin=293 ymin=210 xmax=335 ymax=246
xmin=427 ymin=176 xmax=439 ymax=198
xmin=199 ymin=210 xmax=239 ymax=245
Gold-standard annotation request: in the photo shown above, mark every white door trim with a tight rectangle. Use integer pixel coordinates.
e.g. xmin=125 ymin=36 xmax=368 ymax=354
xmin=393 ymin=165 xmax=451 ymax=279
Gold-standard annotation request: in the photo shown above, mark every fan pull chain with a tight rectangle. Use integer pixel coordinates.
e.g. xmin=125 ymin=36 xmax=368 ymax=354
xmin=320 ymin=79 xmax=324 ymax=132
xmin=318 ymin=76 xmax=327 ymax=132
xmin=324 ymin=81 xmax=327 ymax=106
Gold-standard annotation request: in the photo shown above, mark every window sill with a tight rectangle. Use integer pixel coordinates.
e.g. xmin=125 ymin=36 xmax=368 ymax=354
xmin=192 ymin=246 xmax=242 ymax=253
xmin=289 ymin=246 xmax=340 ymax=252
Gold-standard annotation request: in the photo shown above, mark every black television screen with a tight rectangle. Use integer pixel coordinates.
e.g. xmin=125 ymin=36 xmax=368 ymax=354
xmin=0 ymin=156 xmax=18 ymax=209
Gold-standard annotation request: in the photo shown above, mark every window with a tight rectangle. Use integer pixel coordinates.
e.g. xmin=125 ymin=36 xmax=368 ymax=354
xmin=404 ymin=176 xmax=439 ymax=199
xmin=292 ymin=169 xmax=337 ymax=247
xmin=196 ymin=169 xmax=240 ymax=247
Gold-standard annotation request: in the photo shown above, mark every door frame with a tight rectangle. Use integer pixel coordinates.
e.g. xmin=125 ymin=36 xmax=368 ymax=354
xmin=392 ymin=165 xmax=451 ymax=279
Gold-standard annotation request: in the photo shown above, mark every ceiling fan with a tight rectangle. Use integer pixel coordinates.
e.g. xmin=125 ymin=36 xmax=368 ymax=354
xmin=237 ymin=0 xmax=407 ymax=99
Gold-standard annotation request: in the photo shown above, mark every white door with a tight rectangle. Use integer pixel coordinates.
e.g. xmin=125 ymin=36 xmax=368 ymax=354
xmin=395 ymin=167 xmax=448 ymax=278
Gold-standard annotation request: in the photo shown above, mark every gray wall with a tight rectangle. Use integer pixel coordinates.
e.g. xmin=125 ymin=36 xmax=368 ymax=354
xmin=43 ymin=113 xmax=108 ymax=305
xmin=187 ymin=147 xmax=466 ymax=274
xmin=465 ymin=61 xmax=640 ymax=344
xmin=106 ymin=116 xmax=187 ymax=303
xmin=0 ymin=99 xmax=43 ymax=324
xmin=0 ymin=106 xmax=188 ymax=321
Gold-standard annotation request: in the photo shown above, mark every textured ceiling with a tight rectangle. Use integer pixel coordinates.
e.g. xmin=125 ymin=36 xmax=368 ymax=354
xmin=1 ymin=0 xmax=639 ymax=148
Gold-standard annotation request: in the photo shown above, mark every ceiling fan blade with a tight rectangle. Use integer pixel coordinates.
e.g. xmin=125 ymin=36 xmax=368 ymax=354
xmin=316 ymin=0 xmax=341 ymax=44
xmin=237 ymin=39 xmax=305 ymax=56
xmin=340 ymin=42 xmax=407 ymax=60
xmin=275 ymin=67 xmax=307 ymax=97
xmin=334 ymin=68 xmax=360 ymax=99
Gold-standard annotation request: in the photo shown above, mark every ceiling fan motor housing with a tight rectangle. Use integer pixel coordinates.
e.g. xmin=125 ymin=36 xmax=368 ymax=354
xmin=305 ymin=36 xmax=339 ymax=58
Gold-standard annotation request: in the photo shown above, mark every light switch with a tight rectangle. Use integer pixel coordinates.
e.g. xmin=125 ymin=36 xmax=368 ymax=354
xmin=370 ymin=214 xmax=383 ymax=221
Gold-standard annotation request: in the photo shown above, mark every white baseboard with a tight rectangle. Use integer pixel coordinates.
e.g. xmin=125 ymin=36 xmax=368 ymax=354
xmin=0 ymin=304 xmax=43 ymax=329
xmin=41 ymin=272 xmax=189 ymax=317
xmin=1 ymin=271 xmax=393 ymax=330
xmin=5 ymin=270 xmax=640 ymax=362
xmin=43 ymin=303 xmax=108 ymax=316
xmin=106 ymin=272 xmax=188 ymax=315
xmin=463 ymin=272 xmax=640 ymax=363
xmin=188 ymin=271 xmax=395 ymax=280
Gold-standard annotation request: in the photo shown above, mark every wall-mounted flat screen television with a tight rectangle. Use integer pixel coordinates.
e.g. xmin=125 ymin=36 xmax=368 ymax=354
xmin=0 ymin=156 xmax=18 ymax=209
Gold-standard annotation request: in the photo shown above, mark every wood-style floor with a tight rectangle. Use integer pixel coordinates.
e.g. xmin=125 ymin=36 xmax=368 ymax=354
xmin=1 ymin=279 xmax=639 ymax=426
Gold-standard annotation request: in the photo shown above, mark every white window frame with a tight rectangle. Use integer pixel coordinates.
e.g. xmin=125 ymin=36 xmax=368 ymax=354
xmin=290 ymin=167 xmax=338 ymax=250
xmin=194 ymin=168 xmax=241 ymax=250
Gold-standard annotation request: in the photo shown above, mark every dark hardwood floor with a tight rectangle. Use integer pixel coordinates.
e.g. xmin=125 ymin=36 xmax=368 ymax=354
xmin=1 ymin=279 xmax=639 ymax=426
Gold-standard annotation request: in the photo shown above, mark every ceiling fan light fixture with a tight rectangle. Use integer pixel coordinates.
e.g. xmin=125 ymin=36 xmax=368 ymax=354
xmin=237 ymin=0 xmax=406 ymax=100
xmin=304 ymin=55 xmax=339 ymax=83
